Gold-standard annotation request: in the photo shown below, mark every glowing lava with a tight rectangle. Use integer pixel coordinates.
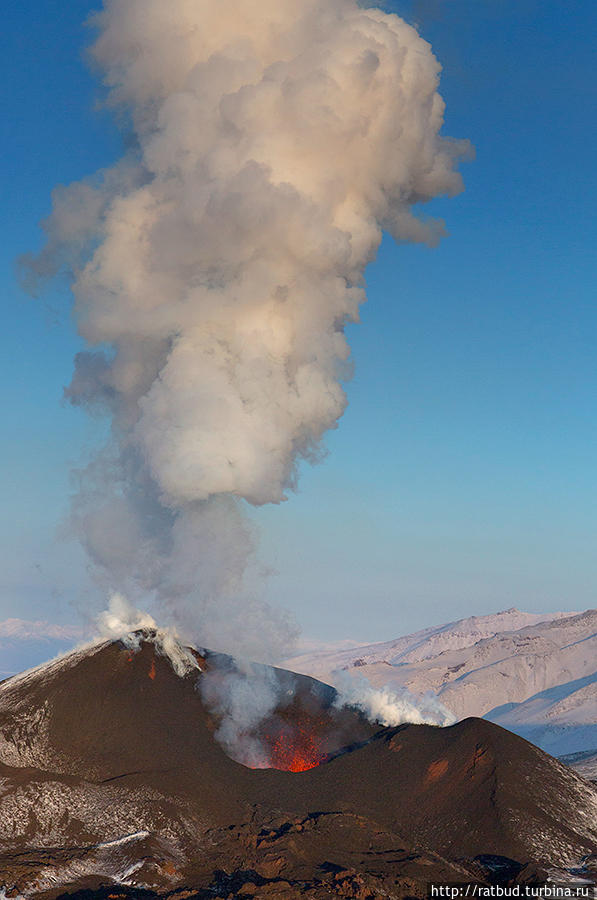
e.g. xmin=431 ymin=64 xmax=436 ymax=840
xmin=266 ymin=722 xmax=327 ymax=772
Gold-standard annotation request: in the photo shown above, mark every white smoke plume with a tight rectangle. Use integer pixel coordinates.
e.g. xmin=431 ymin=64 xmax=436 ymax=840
xmin=25 ymin=0 xmax=466 ymax=657
xmin=334 ymin=672 xmax=456 ymax=727
xmin=96 ymin=593 xmax=200 ymax=676
xmin=200 ymin=661 xmax=283 ymax=767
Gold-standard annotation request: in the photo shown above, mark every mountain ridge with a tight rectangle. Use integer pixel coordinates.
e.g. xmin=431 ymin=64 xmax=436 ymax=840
xmin=284 ymin=608 xmax=597 ymax=757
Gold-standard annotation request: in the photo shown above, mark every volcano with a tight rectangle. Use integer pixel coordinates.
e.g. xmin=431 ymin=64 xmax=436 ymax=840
xmin=1 ymin=633 xmax=596 ymax=898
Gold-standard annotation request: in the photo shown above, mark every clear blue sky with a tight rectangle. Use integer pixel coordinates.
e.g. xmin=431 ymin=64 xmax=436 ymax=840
xmin=1 ymin=0 xmax=596 ymax=640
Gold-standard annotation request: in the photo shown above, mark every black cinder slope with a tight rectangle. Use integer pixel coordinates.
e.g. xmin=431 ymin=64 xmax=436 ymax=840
xmin=270 ymin=716 xmax=597 ymax=865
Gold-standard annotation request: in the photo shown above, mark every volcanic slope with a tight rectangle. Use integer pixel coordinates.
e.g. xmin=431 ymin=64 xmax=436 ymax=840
xmin=0 ymin=635 xmax=596 ymax=898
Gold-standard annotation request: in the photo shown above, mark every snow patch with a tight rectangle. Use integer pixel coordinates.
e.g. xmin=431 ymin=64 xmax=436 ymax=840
xmin=96 ymin=830 xmax=151 ymax=850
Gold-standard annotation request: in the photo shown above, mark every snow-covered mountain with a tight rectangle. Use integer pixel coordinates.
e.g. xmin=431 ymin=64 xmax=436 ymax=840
xmin=561 ymin=748 xmax=597 ymax=781
xmin=488 ymin=673 xmax=597 ymax=757
xmin=285 ymin=608 xmax=572 ymax=681
xmin=285 ymin=608 xmax=597 ymax=758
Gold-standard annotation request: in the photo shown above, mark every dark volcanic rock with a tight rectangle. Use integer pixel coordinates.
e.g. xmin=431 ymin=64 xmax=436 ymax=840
xmin=277 ymin=715 xmax=597 ymax=863
xmin=0 ymin=636 xmax=596 ymax=898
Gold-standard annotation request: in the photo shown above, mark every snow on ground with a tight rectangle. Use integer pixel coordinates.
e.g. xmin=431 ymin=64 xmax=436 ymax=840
xmin=487 ymin=674 xmax=597 ymax=756
xmin=285 ymin=608 xmax=597 ymax=758
xmin=560 ymin=749 xmax=597 ymax=781
xmin=285 ymin=608 xmax=573 ymax=683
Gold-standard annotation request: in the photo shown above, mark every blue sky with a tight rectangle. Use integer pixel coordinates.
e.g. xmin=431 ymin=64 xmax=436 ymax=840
xmin=1 ymin=0 xmax=596 ymax=640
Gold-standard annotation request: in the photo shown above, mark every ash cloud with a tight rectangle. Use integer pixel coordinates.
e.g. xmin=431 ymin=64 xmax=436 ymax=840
xmin=25 ymin=0 xmax=467 ymax=660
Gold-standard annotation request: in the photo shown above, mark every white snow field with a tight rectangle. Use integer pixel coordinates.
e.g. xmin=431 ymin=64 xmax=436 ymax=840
xmin=285 ymin=608 xmax=597 ymax=759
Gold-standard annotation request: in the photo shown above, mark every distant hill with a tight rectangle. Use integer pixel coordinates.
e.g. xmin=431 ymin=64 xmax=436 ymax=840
xmin=561 ymin=748 xmax=597 ymax=782
xmin=284 ymin=608 xmax=597 ymax=757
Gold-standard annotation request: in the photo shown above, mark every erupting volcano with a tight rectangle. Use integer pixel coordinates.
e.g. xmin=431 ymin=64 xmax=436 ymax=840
xmin=1 ymin=629 xmax=597 ymax=898
xmin=11 ymin=0 xmax=595 ymax=896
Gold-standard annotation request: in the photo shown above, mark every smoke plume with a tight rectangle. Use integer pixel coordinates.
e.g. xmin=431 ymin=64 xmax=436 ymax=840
xmin=26 ymin=0 xmax=466 ymax=658
xmin=96 ymin=593 xmax=200 ymax=676
xmin=200 ymin=660 xmax=284 ymax=768
xmin=334 ymin=672 xmax=456 ymax=727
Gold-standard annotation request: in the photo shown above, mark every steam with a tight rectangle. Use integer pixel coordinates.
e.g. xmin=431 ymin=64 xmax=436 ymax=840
xmin=200 ymin=659 xmax=455 ymax=769
xmin=97 ymin=592 xmax=156 ymax=639
xmin=25 ymin=0 xmax=466 ymax=657
xmin=334 ymin=672 xmax=456 ymax=727
xmin=200 ymin=661 xmax=283 ymax=767
xmin=96 ymin=593 xmax=200 ymax=676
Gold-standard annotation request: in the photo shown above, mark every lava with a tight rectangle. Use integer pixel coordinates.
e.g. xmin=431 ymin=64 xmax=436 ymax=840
xmin=264 ymin=720 xmax=328 ymax=772
xmin=271 ymin=735 xmax=323 ymax=772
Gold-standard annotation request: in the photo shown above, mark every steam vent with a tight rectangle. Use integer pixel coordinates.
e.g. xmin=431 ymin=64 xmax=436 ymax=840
xmin=1 ymin=632 xmax=597 ymax=897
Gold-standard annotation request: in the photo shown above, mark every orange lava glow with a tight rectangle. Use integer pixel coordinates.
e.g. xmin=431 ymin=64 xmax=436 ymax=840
xmin=148 ymin=659 xmax=156 ymax=680
xmin=266 ymin=725 xmax=326 ymax=772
